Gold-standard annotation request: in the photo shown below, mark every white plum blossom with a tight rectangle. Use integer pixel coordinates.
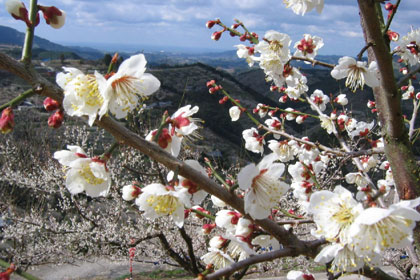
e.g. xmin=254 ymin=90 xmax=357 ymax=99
xmin=251 ymin=235 xmax=281 ymax=251
xmin=235 ymin=44 xmax=255 ymax=66
xmin=314 ymin=243 xmax=371 ymax=273
xmin=168 ymin=105 xmax=200 ymax=137
xmin=284 ymin=76 xmax=308 ymax=99
xmin=135 ymin=183 xmax=190 ymax=228
xmin=310 ymin=89 xmax=330 ymax=111
xmin=209 ymin=235 xmax=228 ymax=249
xmin=211 ymin=195 xmax=227 ymax=208
xmin=395 ymin=28 xmax=420 ymax=66
xmin=334 ymin=94 xmax=348 ymax=105
xmin=294 ymin=34 xmax=324 ymax=60
xmin=309 ymin=185 xmax=363 ymax=243
xmin=215 ymin=210 xmax=241 ymax=233
xmin=402 ymin=85 xmax=415 ymax=100
xmin=331 ymin=56 xmax=379 ymax=92
xmin=57 ymin=68 xmax=106 ymax=126
xmin=268 ymin=140 xmax=297 ymax=162
xmin=242 ymin=127 xmax=265 ymax=154
xmin=201 ymin=248 xmax=234 ymax=270
xmin=53 ymin=145 xmax=111 ymax=197
xmin=320 ymin=115 xmax=334 ymax=134
xmin=345 ymin=172 xmax=369 ymax=189
xmin=265 ymin=117 xmax=282 ymax=139
xmin=145 ymin=128 xmax=182 ymax=157
xmin=349 ymin=121 xmax=374 ymax=138
xmin=175 ymin=160 xmax=208 ymax=205
xmin=122 ymin=183 xmax=142 ymax=201
xmin=100 ymin=54 xmax=160 ymax=119
xmin=229 ymin=106 xmax=241 ymax=121
xmin=256 ymin=30 xmax=291 ymax=62
xmin=349 ymin=198 xmax=420 ymax=256
xmin=283 ymin=0 xmax=324 ymax=15
xmin=238 ymin=153 xmax=289 ymax=219
xmin=235 ymin=217 xmax=253 ymax=238
xmin=254 ymin=103 xmax=269 ymax=118
xmin=285 ymin=108 xmax=297 ymax=120
xmin=226 ymin=235 xmax=254 ymax=261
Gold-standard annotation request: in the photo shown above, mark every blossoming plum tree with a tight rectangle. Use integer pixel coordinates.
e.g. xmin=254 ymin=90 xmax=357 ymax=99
xmin=1 ymin=0 xmax=420 ymax=279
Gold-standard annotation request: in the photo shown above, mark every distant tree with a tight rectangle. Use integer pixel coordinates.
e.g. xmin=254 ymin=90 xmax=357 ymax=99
xmin=103 ymin=53 xmax=112 ymax=66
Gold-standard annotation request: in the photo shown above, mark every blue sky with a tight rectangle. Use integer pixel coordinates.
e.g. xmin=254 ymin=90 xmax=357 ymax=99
xmin=1 ymin=0 xmax=419 ymax=55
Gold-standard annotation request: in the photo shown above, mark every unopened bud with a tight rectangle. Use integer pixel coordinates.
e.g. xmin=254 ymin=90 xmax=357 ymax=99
xmin=384 ymin=3 xmax=394 ymax=10
xmin=111 ymin=53 xmax=119 ymax=64
xmin=0 ymin=107 xmax=15 ymax=134
xmin=206 ymin=20 xmax=217 ymax=29
xmin=38 ymin=5 xmax=66 ymax=29
xmin=5 ymin=0 xmax=32 ymax=27
xmin=206 ymin=80 xmax=216 ymax=88
xmin=43 ymin=97 xmax=60 ymax=111
xmin=239 ymin=34 xmax=247 ymax=41
xmin=211 ymin=31 xmax=223 ymax=41
xmin=48 ymin=109 xmax=64 ymax=128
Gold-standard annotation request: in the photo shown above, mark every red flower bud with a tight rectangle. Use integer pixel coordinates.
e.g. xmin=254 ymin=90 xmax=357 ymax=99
xmin=206 ymin=20 xmax=216 ymax=29
xmin=211 ymin=31 xmax=223 ymax=41
xmin=38 ymin=5 xmax=66 ymax=29
xmin=384 ymin=3 xmax=394 ymax=10
xmin=0 ymin=107 xmax=15 ymax=134
xmin=48 ymin=110 xmax=64 ymax=128
xmin=43 ymin=97 xmax=60 ymax=111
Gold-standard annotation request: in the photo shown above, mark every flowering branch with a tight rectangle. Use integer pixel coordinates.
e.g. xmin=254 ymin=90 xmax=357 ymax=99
xmin=383 ymin=0 xmax=401 ymax=36
xmin=0 ymin=51 xmax=324 ymax=259
xmin=203 ymin=240 xmax=325 ymax=280
xmin=397 ymin=64 xmax=420 ymax=87
xmin=290 ymin=56 xmax=335 ymax=69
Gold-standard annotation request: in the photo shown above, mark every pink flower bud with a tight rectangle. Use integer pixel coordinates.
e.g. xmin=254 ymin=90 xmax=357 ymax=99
xmin=206 ymin=20 xmax=216 ymax=29
xmin=48 ymin=109 xmax=64 ymax=128
xmin=0 ymin=107 xmax=14 ymax=134
xmin=38 ymin=5 xmax=66 ymax=29
xmin=43 ymin=97 xmax=60 ymax=111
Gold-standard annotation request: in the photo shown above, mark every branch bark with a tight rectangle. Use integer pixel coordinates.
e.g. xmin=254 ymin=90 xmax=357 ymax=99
xmin=357 ymin=1 xmax=420 ymax=200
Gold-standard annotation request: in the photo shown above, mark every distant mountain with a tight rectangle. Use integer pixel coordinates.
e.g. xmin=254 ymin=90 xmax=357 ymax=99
xmin=0 ymin=25 xmax=104 ymax=59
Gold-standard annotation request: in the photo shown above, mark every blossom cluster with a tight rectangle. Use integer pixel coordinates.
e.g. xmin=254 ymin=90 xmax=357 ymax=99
xmin=56 ymin=54 xmax=160 ymax=125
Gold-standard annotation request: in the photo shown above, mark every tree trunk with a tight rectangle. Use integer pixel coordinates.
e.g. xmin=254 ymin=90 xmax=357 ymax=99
xmin=358 ymin=0 xmax=420 ymax=200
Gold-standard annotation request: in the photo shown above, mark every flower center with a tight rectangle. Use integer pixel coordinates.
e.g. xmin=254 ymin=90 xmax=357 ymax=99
xmin=269 ymin=40 xmax=283 ymax=52
xmin=146 ymin=194 xmax=178 ymax=215
xmin=74 ymin=74 xmax=103 ymax=107
xmin=332 ymin=204 xmax=354 ymax=227
xmin=78 ymin=164 xmax=105 ymax=185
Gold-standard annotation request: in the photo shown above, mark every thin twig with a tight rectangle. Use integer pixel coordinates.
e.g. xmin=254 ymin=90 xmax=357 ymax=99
xmin=179 ymin=227 xmax=200 ymax=274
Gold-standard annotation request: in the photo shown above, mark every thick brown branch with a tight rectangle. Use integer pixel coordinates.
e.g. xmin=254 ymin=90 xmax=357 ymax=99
xmin=204 ymin=239 xmax=325 ymax=280
xmin=358 ymin=1 xmax=420 ymax=199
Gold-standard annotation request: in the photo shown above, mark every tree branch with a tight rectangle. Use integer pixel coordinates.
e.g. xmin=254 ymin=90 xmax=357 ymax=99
xmin=204 ymin=240 xmax=325 ymax=280
xmin=179 ymin=227 xmax=200 ymax=274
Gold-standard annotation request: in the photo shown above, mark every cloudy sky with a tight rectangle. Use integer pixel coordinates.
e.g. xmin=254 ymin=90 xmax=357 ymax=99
xmin=1 ymin=0 xmax=419 ymax=55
